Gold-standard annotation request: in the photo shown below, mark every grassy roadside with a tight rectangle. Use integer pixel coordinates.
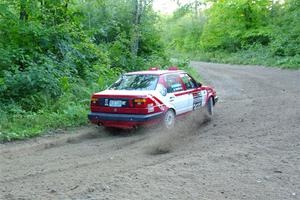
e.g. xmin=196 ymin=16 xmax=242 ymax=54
xmin=0 ymin=85 xmax=97 ymax=142
xmin=171 ymin=50 xmax=300 ymax=70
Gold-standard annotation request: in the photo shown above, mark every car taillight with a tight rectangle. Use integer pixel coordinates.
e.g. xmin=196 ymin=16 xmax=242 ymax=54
xmin=134 ymin=98 xmax=146 ymax=104
xmin=133 ymin=98 xmax=155 ymax=111
xmin=91 ymin=97 xmax=98 ymax=106
xmin=133 ymin=98 xmax=147 ymax=108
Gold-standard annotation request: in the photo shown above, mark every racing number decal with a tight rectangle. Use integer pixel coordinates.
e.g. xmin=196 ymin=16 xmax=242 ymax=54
xmin=193 ymin=92 xmax=202 ymax=110
xmin=193 ymin=90 xmax=207 ymax=110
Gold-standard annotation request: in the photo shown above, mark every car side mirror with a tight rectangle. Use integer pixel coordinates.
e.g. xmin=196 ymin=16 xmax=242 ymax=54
xmin=197 ymin=82 xmax=202 ymax=87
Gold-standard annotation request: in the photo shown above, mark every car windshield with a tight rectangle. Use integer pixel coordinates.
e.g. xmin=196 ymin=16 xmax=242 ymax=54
xmin=110 ymin=74 xmax=159 ymax=91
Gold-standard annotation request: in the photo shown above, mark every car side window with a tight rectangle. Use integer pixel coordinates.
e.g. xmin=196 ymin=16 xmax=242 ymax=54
xmin=180 ymin=73 xmax=197 ymax=90
xmin=164 ymin=74 xmax=184 ymax=93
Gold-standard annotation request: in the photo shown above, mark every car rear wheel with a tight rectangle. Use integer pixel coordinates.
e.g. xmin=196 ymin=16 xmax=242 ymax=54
xmin=163 ymin=109 xmax=175 ymax=129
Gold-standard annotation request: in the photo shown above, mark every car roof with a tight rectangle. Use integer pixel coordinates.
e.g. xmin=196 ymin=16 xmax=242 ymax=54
xmin=125 ymin=70 xmax=186 ymax=76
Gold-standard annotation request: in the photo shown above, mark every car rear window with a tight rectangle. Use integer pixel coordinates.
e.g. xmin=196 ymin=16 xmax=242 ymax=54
xmin=110 ymin=74 xmax=159 ymax=91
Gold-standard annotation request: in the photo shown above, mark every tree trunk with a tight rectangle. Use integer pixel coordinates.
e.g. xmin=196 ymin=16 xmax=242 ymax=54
xmin=20 ymin=0 xmax=28 ymax=21
xmin=131 ymin=0 xmax=142 ymax=57
xmin=131 ymin=0 xmax=152 ymax=57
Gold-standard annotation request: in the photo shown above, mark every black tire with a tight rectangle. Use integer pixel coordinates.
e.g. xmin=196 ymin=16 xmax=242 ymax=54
xmin=204 ymin=97 xmax=214 ymax=120
xmin=208 ymin=97 xmax=214 ymax=115
xmin=162 ymin=109 xmax=175 ymax=129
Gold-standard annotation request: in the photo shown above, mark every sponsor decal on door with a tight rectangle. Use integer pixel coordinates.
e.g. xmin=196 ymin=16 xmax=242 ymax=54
xmin=193 ymin=90 xmax=207 ymax=110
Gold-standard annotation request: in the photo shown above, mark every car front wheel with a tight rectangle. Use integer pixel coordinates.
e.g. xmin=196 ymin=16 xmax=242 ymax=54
xmin=204 ymin=97 xmax=214 ymax=120
xmin=163 ymin=109 xmax=175 ymax=129
xmin=208 ymin=97 xmax=214 ymax=115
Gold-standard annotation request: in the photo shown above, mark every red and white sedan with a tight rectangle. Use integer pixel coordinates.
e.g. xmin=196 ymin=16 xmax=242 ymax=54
xmin=88 ymin=67 xmax=218 ymax=129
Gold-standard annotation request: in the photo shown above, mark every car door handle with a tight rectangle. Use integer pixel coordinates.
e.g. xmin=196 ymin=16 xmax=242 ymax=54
xmin=169 ymin=96 xmax=174 ymax=102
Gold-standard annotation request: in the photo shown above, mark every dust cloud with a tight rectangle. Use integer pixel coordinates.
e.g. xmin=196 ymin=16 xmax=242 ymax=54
xmin=146 ymin=110 xmax=210 ymax=155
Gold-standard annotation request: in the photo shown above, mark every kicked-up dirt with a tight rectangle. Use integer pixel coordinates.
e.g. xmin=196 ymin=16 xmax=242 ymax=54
xmin=1 ymin=62 xmax=299 ymax=200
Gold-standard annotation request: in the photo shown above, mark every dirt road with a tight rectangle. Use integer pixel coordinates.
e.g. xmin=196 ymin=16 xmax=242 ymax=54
xmin=1 ymin=62 xmax=299 ymax=200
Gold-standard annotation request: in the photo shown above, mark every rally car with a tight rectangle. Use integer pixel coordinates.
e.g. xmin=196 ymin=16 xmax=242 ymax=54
xmin=88 ymin=67 xmax=218 ymax=129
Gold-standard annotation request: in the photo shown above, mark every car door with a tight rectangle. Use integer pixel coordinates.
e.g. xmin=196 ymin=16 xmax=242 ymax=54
xmin=163 ymin=74 xmax=189 ymax=115
xmin=180 ymin=73 xmax=207 ymax=111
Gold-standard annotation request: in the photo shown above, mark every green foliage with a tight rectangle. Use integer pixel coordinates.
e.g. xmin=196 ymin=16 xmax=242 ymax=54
xmin=162 ymin=7 xmax=205 ymax=52
xmin=201 ymin=0 xmax=272 ymax=51
xmin=0 ymin=0 xmax=169 ymax=142
xmin=162 ymin=0 xmax=300 ymax=69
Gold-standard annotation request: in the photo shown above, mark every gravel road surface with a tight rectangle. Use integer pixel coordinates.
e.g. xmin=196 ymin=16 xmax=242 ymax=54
xmin=1 ymin=62 xmax=299 ymax=200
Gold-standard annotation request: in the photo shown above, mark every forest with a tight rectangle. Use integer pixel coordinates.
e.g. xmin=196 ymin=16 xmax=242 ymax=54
xmin=0 ymin=0 xmax=299 ymax=141
xmin=163 ymin=0 xmax=300 ymax=68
